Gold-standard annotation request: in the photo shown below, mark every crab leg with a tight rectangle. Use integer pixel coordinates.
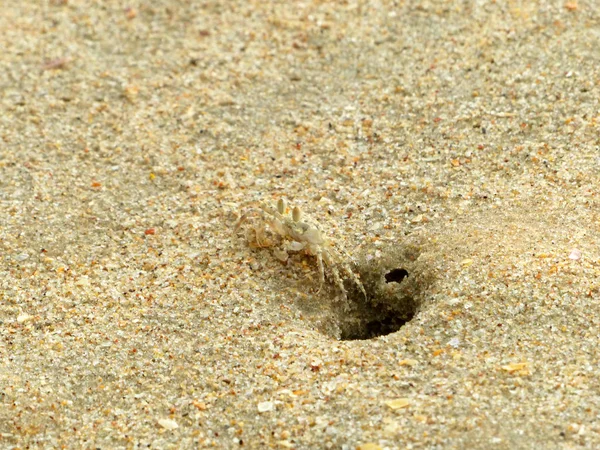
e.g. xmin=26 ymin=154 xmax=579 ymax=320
xmin=314 ymin=248 xmax=325 ymax=293
xmin=322 ymin=250 xmax=347 ymax=300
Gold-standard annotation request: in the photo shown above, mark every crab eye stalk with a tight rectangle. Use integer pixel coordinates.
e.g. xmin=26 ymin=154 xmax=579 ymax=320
xmin=277 ymin=198 xmax=286 ymax=214
xmin=292 ymin=206 xmax=302 ymax=222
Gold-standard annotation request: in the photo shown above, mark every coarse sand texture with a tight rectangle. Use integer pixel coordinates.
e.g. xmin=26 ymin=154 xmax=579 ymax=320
xmin=1 ymin=1 xmax=600 ymax=449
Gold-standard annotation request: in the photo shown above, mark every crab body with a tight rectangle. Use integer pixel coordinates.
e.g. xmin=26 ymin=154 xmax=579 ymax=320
xmin=235 ymin=199 xmax=366 ymax=300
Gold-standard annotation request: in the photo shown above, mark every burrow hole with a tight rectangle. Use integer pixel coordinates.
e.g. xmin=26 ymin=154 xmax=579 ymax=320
xmin=330 ymin=248 xmax=433 ymax=341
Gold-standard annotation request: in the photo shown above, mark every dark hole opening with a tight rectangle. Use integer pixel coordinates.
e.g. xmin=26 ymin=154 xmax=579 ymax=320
xmin=385 ymin=268 xmax=409 ymax=284
xmin=306 ymin=245 xmax=434 ymax=341
xmin=337 ymin=267 xmax=418 ymax=341
xmin=340 ymin=309 xmax=416 ymax=341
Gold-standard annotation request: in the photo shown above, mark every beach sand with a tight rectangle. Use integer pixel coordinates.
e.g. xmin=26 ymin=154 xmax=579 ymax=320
xmin=1 ymin=1 xmax=600 ymax=448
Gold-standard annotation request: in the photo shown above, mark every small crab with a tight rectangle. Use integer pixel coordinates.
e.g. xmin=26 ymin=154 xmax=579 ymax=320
xmin=235 ymin=198 xmax=366 ymax=300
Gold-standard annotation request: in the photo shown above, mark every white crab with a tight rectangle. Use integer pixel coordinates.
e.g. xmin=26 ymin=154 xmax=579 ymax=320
xmin=235 ymin=198 xmax=366 ymax=300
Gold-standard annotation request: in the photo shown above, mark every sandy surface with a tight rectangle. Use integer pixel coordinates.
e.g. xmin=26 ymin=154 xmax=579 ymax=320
xmin=1 ymin=1 xmax=600 ymax=448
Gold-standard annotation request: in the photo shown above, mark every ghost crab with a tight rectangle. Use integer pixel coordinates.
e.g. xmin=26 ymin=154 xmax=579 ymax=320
xmin=235 ymin=198 xmax=366 ymax=300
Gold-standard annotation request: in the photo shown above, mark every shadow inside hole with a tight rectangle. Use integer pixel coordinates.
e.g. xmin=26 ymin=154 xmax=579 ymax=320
xmin=340 ymin=306 xmax=415 ymax=341
xmin=338 ymin=266 xmax=419 ymax=341
xmin=385 ymin=268 xmax=409 ymax=284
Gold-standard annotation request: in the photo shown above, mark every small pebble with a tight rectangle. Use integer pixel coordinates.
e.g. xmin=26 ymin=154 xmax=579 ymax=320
xmin=157 ymin=418 xmax=179 ymax=430
xmin=384 ymin=398 xmax=410 ymax=410
xmin=257 ymin=401 xmax=274 ymax=413
xmin=14 ymin=253 xmax=29 ymax=261
xmin=448 ymin=337 xmax=460 ymax=348
xmin=17 ymin=313 xmax=34 ymax=324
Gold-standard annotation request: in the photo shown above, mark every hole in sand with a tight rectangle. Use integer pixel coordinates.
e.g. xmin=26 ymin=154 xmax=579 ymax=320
xmin=319 ymin=245 xmax=434 ymax=341
xmin=384 ymin=268 xmax=409 ymax=284
xmin=341 ymin=308 xmax=416 ymax=341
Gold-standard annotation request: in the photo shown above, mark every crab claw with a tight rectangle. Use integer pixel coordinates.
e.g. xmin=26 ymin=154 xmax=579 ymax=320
xmin=287 ymin=241 xmax=306 ymax=252
xmin=302 ymin=227 xmax=325 ymax=245
xmin=273 ymin=248 xmax=289 ymax=262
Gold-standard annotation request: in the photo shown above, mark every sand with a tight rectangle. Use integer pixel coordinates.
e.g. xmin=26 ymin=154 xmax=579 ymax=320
xmin=1 ymin=1 xmax=600 ymax=448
